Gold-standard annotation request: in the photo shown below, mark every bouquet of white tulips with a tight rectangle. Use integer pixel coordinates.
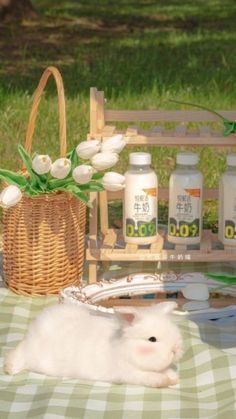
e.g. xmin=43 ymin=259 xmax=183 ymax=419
xmin=0 ymin=135 xmax=126 ymax=209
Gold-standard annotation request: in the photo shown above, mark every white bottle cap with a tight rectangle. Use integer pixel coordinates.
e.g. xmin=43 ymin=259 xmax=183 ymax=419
xmin=129 ymin=152 xmax=151 ymax=165
xmin=176 ymin=152 xmax=199 ymax=165
xmin=227 ymin=154 xmax=236 ymax=166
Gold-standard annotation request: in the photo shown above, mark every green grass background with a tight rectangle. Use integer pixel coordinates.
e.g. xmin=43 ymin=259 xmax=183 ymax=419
xmin=1 ymin=0 xmax=236 ymax=229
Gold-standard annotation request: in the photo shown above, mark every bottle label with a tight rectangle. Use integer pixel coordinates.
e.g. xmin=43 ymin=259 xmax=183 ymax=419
xmin=223 ymin=195 xmax=236 ymax=239
xmin=224 ymin=220 xmax=236 ymax=239
xmin=125 ymin=187 xmax=157 ymax=238
xmin=168 ymin=188 xmax=201 ymax=238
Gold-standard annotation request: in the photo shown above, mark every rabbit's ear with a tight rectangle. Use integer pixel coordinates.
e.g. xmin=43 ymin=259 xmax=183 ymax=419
xmin=152 ymin=301 xmax=177 ymax=314
xmin=114 ymin=307 xmax=141 ymax=326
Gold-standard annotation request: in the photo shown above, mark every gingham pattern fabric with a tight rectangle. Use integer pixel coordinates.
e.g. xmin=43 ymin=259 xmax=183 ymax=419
xmin=1 ymin=287 xmax=236 ymax=419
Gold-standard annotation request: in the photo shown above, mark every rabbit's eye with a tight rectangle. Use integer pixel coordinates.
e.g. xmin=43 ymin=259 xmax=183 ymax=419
xmin=148 ymin=336 xmax=157 ymax=342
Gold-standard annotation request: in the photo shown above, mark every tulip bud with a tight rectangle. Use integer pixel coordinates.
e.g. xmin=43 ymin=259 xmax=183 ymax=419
xmin=91 ymin=152 xmax=119 ymax=171
xmin=32 ymin=154 xmax=52 ymax=175
xmin=73 ymin=165 xmax=94 ymax=184
xmin=76 ymin=140 xmax=101 ymax=160
xmin=0 ymin=185 xmax=22 ymax=208
xmin=101 ymin=134 xmax=126 ymax=154
xmin=50 ymin=158 xmax=71 ymax=179
xmin=102 ymin=172 xmax=125 ymax=191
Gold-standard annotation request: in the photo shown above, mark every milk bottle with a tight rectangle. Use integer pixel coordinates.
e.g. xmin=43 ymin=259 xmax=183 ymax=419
xmin=168 ymin=152 xmax=203 ymax=244
xmin=124 ymin=152 xmax=158 ymax=244
xmin=218 ymin=154 xmax=236 ymax=245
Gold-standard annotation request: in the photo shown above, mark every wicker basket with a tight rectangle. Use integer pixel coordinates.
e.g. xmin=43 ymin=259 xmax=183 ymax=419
xmin=3 ymin=66 xmax=86 ymax=295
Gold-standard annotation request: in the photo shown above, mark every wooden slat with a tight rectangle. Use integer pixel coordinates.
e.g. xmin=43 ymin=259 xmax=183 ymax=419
xmin=88 ymin=191 xmax=98 ymax=283
xmin=126 ymin=125 xmax=139 ymax=136
xmin=151 ymin=125 xmax=163 ymax=136
xmin=203 ymin=188 xmax=218 ymax=200
xmin=99 ymin=191 xmax=109 ymax=236
xmin=89 ymin=192 xmax=98 ymax=248
xmin=102 ymin=125 xmax=116 ymax=136
xmin=115 ymin=242 xmax=150 ymax=254
xmin=125 ymin=243 xmax=138 ymax=253
xmin=87 ymin=247 xmax=236 ymax=262
xmin=102 ymin=229 xmax=117 ymax=249
xmin=223 ymin=245 xmax=236 ymax=253
xmin=104 ymin=110 xmax=236 ymax=123
xmin=100 ymin=126 xmax=236 ymax=146
xmin=174 ymin=244 xmax=187 ymax=252
xmin=101 ymin=297 xmax=236 ymax=309
xmin=175 ymin=125 xmax=187 ymax=136
xmin=210 ymin=232 xmax=219 ymax=243
xmin=150 ymin=234 xmax=164 ymax=252
xmin=107 ymin=188 xmax=219 ymax=201
xmin=122 ymin=132 xmax=236 ymax=147
xmin=90 ymin=87 xmax=98 ymax=136
xmin=97 ymin=90 xmax=105 ymax=132
xmin=200 ymin=230 xmax=213 ymax=252
xmin=199 ymin=126 xmax=211 ymax=137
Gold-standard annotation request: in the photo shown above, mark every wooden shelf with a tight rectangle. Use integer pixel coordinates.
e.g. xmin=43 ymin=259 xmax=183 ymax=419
xmin=87 ymin=87 xmax=236 ymax=286
xmin=87 ymin=228 xmax=236 ymax=263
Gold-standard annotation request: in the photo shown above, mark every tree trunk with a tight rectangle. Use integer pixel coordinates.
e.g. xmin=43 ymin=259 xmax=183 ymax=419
xmin=0 ymin=0 xmax=37 ymax=21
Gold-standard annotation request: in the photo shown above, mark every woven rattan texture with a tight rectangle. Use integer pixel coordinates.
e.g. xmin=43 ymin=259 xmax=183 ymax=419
xmin=3 ymin=193 xmax=86 ymax=295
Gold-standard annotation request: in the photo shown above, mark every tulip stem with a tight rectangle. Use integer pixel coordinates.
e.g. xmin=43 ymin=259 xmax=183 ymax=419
xmin=169 ymin=99 xmax=236 ymax=137
xmin=169 ymin=99 xmax=226 ymax=120
xmin=45 ymin=172 xmax=50 ymax=188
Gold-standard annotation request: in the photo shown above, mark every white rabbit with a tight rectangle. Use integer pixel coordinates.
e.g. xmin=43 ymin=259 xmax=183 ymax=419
xmin=4 ymin=301 xmax=183 ymax=387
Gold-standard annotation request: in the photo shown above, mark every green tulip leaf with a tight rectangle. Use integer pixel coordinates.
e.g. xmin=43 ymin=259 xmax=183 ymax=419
xmin=0 ymin=169 xmax=28 ymax=188
xmin=79 ymin=182 xmax=104 ymax=192
xmin=92 ymin=172 xmax=104 ymax=180
xmin=223 ymin=120 xmax=236 ymax=136
xmin=18 ymin=144 xmax=34 ymax=174
xmin=58 ymin=184 xmax=92 ymax=208
xmin=67 ymin=148 xmax=79 ymax=169
xmin=47 ymin=177 xmax=74 ymax=191
xmin=24 ymin=184 xmax=41 ymax=197
xmin=206 ymin=273 xmax=236 ymax=284
xmin=18 ymin=145 xmax=53 ymax=192
xmin=18 ymin=146 xmax=46 ymax=191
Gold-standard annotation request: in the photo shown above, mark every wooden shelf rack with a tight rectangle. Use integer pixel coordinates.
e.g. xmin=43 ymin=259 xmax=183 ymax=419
xmin=87 ymin=87 xmax=236 ymax=285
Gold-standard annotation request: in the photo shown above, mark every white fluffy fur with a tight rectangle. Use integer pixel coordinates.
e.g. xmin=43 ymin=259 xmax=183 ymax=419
xmin=4 ymin=301 xmax=183 ymax=387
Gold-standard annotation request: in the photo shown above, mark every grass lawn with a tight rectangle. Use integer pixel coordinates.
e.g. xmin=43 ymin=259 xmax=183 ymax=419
xmin=0 ymin=0 xmax=236 ymax=229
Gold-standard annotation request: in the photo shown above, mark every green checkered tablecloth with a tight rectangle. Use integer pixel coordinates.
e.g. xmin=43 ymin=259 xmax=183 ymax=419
xmin=0 ymin=287 xmax=236 ymax=419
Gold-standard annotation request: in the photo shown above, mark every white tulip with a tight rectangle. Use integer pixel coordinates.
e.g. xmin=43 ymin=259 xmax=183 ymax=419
xmin=0 ymin=185 xmax=22 ymax=208
xmin=50 ymin=158 xmax=71 ymax=179
xmin=101 ymin=134 xmax=126 ymax=154
xmin=76 ymin=140 xmax=101 ymax=160
xmin=102 ymin=172 xmax=125 ymax=191
xmin=91 ymin=152 xmax=119 ymax=171
xmin=73 ymin=165 xmax=94 ymax=184
xmin=32 ymin=154 xmax=52 ymax=175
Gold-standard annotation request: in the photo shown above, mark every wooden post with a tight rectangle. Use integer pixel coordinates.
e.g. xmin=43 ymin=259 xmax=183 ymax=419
xmin=99 ymin=191 xmax=109 ymax=236
xmin=88 ymin=192 xmax=98 ymax=283
xmin=90 ymin=87 xmax=98 ymax=137
xmin=96 ymin=90 xmax=105 ymax=132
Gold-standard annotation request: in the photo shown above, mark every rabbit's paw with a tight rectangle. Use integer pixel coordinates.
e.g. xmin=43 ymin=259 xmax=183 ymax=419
xmin=4 ymin=354 xmax=19 ymax=375
xmin=165 ymin=368 xmax=179 ymax=386
xmin=143 ymin=372 xmax=177 ymax=388
xmin=4 ymin=343 xmax=26 ymax=375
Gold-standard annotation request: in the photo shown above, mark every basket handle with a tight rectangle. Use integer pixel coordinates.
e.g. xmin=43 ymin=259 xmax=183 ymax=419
xmin=24 ymin=66 xmax=67 ymax=157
